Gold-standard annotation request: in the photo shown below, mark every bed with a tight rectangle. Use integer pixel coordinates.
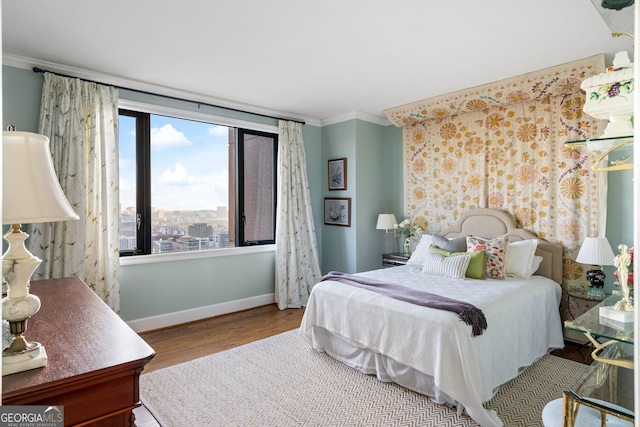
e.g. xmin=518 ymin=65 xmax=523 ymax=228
xmin=299 ymin=209 xmax=565 ymax=427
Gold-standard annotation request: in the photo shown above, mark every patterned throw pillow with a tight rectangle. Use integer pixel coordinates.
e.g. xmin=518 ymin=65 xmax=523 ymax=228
xmin=466 ymin=234 xmax=509 ymax=279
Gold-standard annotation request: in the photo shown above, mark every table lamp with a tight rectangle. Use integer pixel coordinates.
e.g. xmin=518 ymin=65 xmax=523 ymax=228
xmin=2 ymin=130 xmax=79 ymax=375
xmin=376 ymin=213 xmax=397 ymax=233
xmin=575 ymin=237 xmax=615 ymax=300
xmin=377 ymin=213 xmax=398 ymax=254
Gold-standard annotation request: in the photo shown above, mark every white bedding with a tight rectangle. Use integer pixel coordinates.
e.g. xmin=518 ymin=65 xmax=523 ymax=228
xmin=299 ymin=264 xmax=564 ymax=427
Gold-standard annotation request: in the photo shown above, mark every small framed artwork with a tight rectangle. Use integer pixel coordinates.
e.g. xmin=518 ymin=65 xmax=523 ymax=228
xmin=324 ymin=197 xmax=351 ymax=227
xmin=328 ymin=158 xmax=347 ymax=190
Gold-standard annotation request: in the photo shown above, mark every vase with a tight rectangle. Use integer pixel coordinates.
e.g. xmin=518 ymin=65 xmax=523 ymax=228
xmin=403 ymin=238 xmax=411 ymax=256
xmin=581 ymin=51 xmax=635 ymax=142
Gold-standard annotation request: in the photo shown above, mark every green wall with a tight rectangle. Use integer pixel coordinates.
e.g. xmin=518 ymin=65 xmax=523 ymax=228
xmin=3 ymin=66 xmax=42 ymax=132
xmin=318 ymin=119 xmax=403 ymax=274
xmin=320 ymin=121 xmax=357 ymax=273
xmin=602 ymin=153 xmax=634 ymax=292
xmin=384 ymin=125 xmax=405 ymax=252
xmin=354 ymin=120 xmax=396 ymax=272
xmin=119 ymin=251 xmax=276 ymax=320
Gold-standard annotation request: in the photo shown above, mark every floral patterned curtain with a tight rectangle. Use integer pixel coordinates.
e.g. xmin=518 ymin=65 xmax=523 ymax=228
xmin=275 ymin=120 xmax=322 ymax=309
xmin=385 ymin=55 xmax=607 ymax=320
xmin=28 ymin=73 xmax=120 ymax=312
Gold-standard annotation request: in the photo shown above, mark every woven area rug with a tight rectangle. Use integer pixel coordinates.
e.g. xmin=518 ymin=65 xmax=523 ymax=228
xmin=140 ymin=330 xmax=588 ymax=427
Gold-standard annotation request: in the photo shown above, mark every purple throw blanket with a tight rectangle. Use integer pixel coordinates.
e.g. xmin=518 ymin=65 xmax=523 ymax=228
xmin=320 ymin=271 xmax=487 ymax=337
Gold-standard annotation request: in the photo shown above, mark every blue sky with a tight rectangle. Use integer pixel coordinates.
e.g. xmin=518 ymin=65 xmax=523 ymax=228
xmin=119 ymin=114 xmax=230 ymax=211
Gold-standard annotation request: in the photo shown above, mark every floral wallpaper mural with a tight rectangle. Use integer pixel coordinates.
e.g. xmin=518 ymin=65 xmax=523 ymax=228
xmin=385 ymin=55 xmax=608 ymax=320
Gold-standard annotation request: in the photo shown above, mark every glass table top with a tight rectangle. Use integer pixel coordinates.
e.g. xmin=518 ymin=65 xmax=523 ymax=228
xmin=564 ymin=294 xmax=634 ymax=345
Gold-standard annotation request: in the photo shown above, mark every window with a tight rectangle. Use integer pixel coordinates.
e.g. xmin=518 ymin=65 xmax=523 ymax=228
xmin=118 ymin=108 xmax=277 ymax=256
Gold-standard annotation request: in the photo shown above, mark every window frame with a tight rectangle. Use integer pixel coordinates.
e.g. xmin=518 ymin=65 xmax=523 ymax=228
xmin=119 ymin=109 xmax=151 ymax=257
xmin=118 ymin=100 xmax=279 ymax=258
xmin=236 ymin=128 xmax=278 ymax=246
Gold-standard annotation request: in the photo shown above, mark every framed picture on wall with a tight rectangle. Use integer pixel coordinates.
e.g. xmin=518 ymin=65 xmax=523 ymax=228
xmin=324 ymin=197 xmax=351 ymax=227
xmin=328 ymin=158 xmax=347 ymax=190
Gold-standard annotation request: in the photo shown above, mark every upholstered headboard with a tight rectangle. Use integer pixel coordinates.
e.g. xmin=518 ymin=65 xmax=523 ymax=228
xmin=438 ymin=209 xmax=563 ymax=284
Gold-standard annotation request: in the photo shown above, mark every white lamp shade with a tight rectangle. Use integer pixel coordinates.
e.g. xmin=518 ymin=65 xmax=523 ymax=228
xmin=576 ymin=237 xmax=616 ymax=266
xmin=3 ymin=131 xmax=79 ymax=224
xmin=376 ymin=213 xmax=397 ymax=230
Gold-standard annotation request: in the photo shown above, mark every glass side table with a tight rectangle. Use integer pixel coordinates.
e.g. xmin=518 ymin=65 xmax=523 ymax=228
xmin=562 ymin=294 xmax=634 ymax=426
xmin=564 ymin=294 xmax=633 ymax=368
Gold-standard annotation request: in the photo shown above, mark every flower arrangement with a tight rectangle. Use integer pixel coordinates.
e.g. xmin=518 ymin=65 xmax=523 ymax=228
xmin=393 ymin=219 xmax=423 ymax=239
xmin=393 ymin=219 xmax=423 ymax=255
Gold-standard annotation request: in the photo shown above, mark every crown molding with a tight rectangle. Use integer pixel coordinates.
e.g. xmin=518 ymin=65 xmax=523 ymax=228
xmin=3 ymin=53 xmax=323 ymax=127
xmin=3 ymin=54 xmax=390 ymax=128
xmin=321 ymin=110 xmax=390 ymax=127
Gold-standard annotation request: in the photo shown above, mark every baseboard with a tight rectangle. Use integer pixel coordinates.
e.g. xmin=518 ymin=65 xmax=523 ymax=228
xmin=126 ymin=293 xmax=275 ymax=333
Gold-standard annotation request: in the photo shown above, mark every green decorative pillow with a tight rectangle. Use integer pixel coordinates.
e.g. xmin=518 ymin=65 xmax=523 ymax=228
xmin=429 ymin=245 xmax=486 ymax=279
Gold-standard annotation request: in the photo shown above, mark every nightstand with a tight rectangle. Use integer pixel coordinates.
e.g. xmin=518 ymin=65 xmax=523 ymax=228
xmin=381 ymin=252 xmax=410 ymax=267
xmin=567 ymin=289 xmax=609 ymax=319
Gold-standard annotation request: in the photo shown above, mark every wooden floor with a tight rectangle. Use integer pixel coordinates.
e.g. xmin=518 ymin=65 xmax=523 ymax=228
xmin=133 ymin=303 xmax=592 ymax=426
xmin=139 ymin=304 xmax=305 ymax=373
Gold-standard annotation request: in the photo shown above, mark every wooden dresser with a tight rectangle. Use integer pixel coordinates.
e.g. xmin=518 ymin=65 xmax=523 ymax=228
xmin=2 ymin=277 xmax=155 ymax=426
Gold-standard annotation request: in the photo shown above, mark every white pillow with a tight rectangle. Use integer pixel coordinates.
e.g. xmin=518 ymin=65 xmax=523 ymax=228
xmin=531 ymin=255 xmax=544 ymax=274
xmin=505 ymin=239 xmax=538 ymax=279
xmin=407 ymin=234 xmax=433 ymax=266
xmin=421 ymin=251 xmax=470 ymax=280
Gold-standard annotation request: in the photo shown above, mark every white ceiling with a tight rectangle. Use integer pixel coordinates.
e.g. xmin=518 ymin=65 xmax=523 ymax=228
xmin=2 ymin=1 xmax=635 ymax=125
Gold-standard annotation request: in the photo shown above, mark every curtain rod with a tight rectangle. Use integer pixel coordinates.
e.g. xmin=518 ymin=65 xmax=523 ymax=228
xmin=32 ymin=67 xmax=306 ymax=125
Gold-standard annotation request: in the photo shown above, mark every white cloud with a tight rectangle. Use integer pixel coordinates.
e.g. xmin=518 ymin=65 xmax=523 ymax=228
xmin=211 ymin=169 xmax=228 ymax=188
xmin=118 ymin=176 xmax=135 ymax=207
xmin=153 ymin=167 xmax=229 ymax=210
xmin=151 ymin=124 xmax=191 ymax=149
xmin=160 ymin=163 xmax=190 ymax=184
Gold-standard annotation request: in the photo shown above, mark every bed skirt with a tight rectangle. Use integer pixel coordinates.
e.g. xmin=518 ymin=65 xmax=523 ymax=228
xmin=310 ymin=326 xmax=493 ymax=419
